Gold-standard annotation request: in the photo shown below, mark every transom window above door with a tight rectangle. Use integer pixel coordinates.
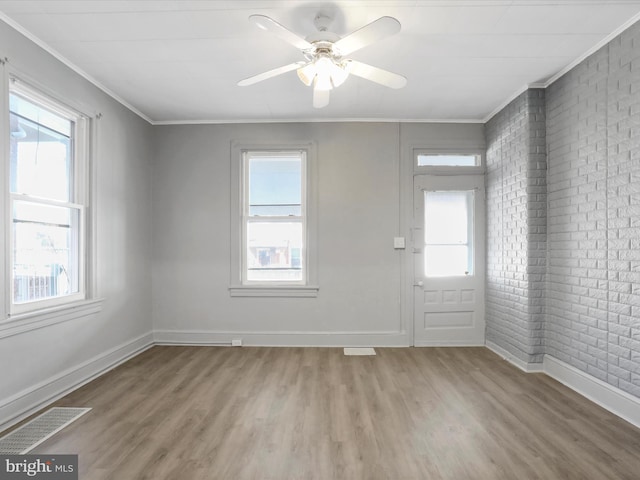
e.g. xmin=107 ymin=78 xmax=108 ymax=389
xmin=417 ymin=154 xmax=480 ymax=167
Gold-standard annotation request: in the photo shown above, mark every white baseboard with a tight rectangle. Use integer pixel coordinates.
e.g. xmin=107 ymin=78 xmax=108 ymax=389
xmin=153 ymin=329 xmax=410 ymax=347
xmin=0 ymin=332 xmax=154 ymax=432
xmin=415 ymin=340 xmax=486 ymax=347
xmin=481 ymin=344 xmax=640 ymax=428
xmin=485 ymin=341 xmax=544 ymax=373
xmin=543 ymin=355 xmax=640 ymax=429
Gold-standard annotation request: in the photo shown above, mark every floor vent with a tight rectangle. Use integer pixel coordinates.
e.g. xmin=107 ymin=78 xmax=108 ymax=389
xmin=344 ymin=347 xmax=376 ymax=356
xmin=0 ymin=407 xmax=91 ymax=454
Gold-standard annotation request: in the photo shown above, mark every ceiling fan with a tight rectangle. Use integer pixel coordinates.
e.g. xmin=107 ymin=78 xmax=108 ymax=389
xmin=238 ymin=14 xmax=407 ymax=108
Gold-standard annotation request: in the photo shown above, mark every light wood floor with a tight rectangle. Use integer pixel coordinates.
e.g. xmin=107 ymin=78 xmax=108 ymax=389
xmin=11 ymin=346 xmax=640 ymax=479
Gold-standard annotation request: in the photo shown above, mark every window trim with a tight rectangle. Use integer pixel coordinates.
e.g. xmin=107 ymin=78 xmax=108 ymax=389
xmin=229 ymin=141 xmax=318 ymax=297
xmin=4 ymin=73 xmax=95 ymax=318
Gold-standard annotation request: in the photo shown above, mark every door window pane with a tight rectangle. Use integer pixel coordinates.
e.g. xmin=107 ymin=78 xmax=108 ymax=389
xmin=424 ymin=190 xmax=474 ymax=276
xmin=424 ymin=246 xmax=470 ymax=277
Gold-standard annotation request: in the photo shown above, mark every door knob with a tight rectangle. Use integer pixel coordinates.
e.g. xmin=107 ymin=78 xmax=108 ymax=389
xmin=415 ymin=280 xmax=424 ymax=287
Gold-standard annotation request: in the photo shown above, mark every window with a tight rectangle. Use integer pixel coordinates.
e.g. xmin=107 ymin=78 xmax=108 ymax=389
xmin=8 ymin=80 xmax=89 ymax=313
xmin=423 ymin=190 xmax=474 ymax=277
xmin=242 ymin=151 xmax=306 ymax=284
xmin=230 ymin=142 xmax=317 ymax=297
xmin=417 ymin=154 xmax=479 ymax=167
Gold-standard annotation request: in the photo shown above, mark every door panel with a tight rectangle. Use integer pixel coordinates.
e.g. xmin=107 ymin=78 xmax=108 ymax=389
xmin=413 ymin=175 xmax=485 ymax=346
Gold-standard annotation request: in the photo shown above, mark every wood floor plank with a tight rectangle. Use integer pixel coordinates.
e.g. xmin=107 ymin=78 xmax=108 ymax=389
xmin=4 ymin=346 xmax=640 ymax=479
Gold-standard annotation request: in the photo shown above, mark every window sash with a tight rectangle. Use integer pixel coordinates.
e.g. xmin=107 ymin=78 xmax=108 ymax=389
xmin=242 ymin=151 xmax=307 ymax=285
xmin=7 ymin=79 xmax=88 ymax=314
xmin=423 ymin=190 xmax=475 ymax=277
xmin=9 ymin=195 xmax=86 ymax=312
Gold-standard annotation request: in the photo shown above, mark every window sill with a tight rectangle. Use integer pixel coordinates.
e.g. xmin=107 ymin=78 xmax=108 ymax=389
xmin=229 ymin=285 xmax=319 ymax=298
xmin=0 ymin=298 xmax=104 ymax=339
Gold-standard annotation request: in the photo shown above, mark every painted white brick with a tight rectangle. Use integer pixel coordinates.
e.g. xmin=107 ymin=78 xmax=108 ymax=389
xmin=486 ymin=22 xmax=640 ymax=399
xmin=485 ymin=89 xmax=547 ymax=364
xmin=544 ymin=25 xmax=640 ymax=397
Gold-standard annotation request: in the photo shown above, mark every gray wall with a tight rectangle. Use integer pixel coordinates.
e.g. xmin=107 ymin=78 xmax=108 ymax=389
xmin=546 ymin=23 xmax=640 ymax=397
xmin=151 ymin=122 xmax=485 ymax=345
xmin=152 ymin=123 xmax=404 ymax=344
xmin=0 ymin=22 xmax=154 ymax=427
xmin=485 ymin=89 xmax=547 ymax=364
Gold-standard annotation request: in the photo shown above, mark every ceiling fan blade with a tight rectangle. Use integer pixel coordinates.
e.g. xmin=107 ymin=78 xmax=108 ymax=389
xmin=345 ymin=60 xmax=407 ymax=89
xmin=313 ymin=85 xmax=330 ymax=108
xmin=238 ymin=62 xmax=307 ymax=86
xmin=334 ymin=16 xmax=401 ymax=56
xmin=249 ymin=14 xmax=313 ymax=51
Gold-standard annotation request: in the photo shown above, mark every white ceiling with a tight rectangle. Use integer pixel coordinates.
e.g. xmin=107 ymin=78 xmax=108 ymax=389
xmin=1 ymin=1 xmax=640 ymax=124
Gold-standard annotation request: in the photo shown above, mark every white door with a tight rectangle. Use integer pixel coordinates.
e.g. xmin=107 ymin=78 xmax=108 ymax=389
xmin=413 ymin=175 xmax=485 ymax=346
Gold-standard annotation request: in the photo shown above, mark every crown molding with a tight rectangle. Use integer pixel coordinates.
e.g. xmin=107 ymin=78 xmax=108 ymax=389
xmin=3 ymin=8 xmax=640 ymax=126
xmin=0 ymin=13 xmax=153 ymax=124
xmin=151 ymin=117 xmax=486 ymax=126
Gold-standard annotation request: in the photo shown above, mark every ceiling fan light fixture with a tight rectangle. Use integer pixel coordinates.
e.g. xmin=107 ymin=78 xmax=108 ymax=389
xmin=314 ymin=69 xmax=333 ymax=91
xmin=297 ymin=63 xmax=317 ymax=86
xmin=315 ymin=56 xmax=349 ymax=89
xmin=328 ymin=61 xmax=349 ymax=88
xmin=300 ymin=56 xmax=349 ymax=91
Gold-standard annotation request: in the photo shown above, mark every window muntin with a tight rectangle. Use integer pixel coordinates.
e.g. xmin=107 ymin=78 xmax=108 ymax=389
xmin=417 ymin=154 xmax=479 ymax=167
xmin=243 ymin=151 xmax=306 ymax=284
xmin=424 ymin=190 xmax=474 ymax=277
xmin=8 ymin=84 xmax=87 ymax=312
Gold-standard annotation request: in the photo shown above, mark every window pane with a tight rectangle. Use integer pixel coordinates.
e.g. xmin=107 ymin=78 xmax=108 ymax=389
xmin=417 ymin=154 xmax=478 ymax=167
xmin=10 ymin=93 xmax=73 ymax=202
xmin=246 ymin=222 xmax=303 ymax=282
xmin=13 ymin=201 xmax=80 ymax=304
xmin=424 ymin=191 xmax=470 ymax=244
xmin=249 ymin=155 xmax=301 ymax=216
xmin=425 ymin=246 xmax=470 ymax=277
xmin=424 ymin=190 xmax=474 ymax=277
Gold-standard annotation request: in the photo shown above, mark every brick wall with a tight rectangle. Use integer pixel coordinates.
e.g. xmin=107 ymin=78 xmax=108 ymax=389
xmin=546 ymin=23 xmax=640 ymax=397
xmin=485 ymin=89 xmax=546 ymax=364
xmin=606 ymin=24 xmax=640 ymax=396
xmin=546 ymin=46 xmax=610 ymax=384
xmin=487 ymin=20 xmax=640 ymax=397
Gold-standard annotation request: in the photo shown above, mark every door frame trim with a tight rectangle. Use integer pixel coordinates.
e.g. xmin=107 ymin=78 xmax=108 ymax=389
xmin=400 ymin=140 xmax=486 ymax=347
